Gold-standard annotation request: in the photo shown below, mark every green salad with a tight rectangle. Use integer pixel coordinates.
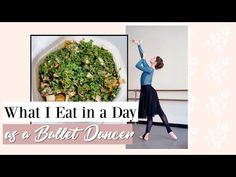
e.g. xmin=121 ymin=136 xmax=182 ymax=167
xmin=38 ymin=39 xmax=124 ymax=102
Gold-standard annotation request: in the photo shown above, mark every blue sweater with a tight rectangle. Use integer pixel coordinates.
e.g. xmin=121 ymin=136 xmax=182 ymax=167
xmin=135 ymin=45 xmax=154 ymax=86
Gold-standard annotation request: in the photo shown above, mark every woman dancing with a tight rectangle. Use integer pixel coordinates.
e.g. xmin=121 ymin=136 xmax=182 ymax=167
xmin=132 ymin=39 xmax=177 ymax=141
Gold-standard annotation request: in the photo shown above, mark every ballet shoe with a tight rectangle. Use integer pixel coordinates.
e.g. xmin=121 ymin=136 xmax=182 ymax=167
xmin=169 ymin=132 xmax=178 ymax=140
xmin=139 ymin=133 xmax=149 ymax=141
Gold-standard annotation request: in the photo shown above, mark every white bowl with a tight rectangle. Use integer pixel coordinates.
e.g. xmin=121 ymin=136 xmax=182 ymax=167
xmin=32 ymin=36 xmax=127 ymax=102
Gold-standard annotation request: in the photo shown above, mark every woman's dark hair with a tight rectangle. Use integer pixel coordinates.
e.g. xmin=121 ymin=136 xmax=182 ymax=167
xmin=155 ymin=56 xmax=164 ymax=70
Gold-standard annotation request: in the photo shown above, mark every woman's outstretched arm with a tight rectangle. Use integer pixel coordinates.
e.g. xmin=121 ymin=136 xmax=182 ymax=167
xmin=131 ymin=39 xmax=144 ymax=59
xmin=132 ymin=39 xmax=152 ymax=73
xmin=137 ymin=44 xmax=144 ymax=59
xmin=135 ymin=59 xmax=153 ymax=73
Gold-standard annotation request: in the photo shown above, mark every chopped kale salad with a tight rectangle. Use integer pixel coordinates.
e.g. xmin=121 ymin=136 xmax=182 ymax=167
xmin=38 ymin=39 xmax=124 ymax=102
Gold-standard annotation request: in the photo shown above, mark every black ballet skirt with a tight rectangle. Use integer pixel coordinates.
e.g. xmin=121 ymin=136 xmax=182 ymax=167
xmin=138 ymin=85 xmax=163 ymax=119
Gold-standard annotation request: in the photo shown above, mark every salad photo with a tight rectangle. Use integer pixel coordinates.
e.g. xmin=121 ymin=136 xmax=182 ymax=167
xmin=31 ymin=36 xmax=127 ymax=102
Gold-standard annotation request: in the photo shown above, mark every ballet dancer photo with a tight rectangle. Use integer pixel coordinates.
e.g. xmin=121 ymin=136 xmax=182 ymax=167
xmin=132 ymin=39 xmax=178 ymax=141
xmin=126 ymin=26 xmax=188 ymax=149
